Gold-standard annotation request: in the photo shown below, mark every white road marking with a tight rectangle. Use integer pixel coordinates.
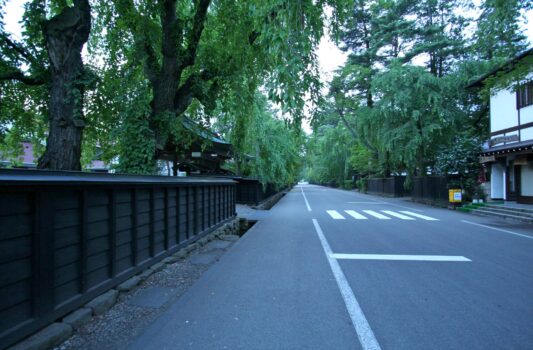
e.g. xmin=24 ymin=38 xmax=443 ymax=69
xmin=381 ymin=210 xmax=415 ymax=220
xmin=461 ymin=220 xmax=533 ymax=240
xmin=400 ymin=211 xmax=438 ymax=221
xmin=300 ymin=186 xmax=312 ymax=212
xmin=312 ymin=219 xmax=381 ymax=350
xmin=327 ymin=210 xmax=345 ymax=219
xmin=348 ymin=202 xmax=386 ymax=204
xmin=331 ymin=254 xmax=471 ymax=262
xmin=362 ymin=210 xmax=390 ymax=220
xmin=345 ymin=210 xmax=368 ymax=220
xmin=348 ymin=200 xmax=424 ymax=212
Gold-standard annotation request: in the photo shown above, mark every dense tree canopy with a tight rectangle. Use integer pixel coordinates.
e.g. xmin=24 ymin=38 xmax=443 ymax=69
xmin=0 ymin=0 xmax=531 ymax=193
xmin=0 ymin=0 xmax=348 ymax=182
xmin=306 ymin=0 xmax=532 ymax=195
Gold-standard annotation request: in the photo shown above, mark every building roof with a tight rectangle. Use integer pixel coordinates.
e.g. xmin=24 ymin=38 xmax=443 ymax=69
xmin=182 ymin=117 xmax=231 ymax=146
xmin=480 ymin=139 xmax=533 ymax=156
xmin=466 ymin=48 xmax=533 ymax=89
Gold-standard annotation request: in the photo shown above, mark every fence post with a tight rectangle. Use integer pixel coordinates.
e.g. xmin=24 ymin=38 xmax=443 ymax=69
xmin=80 ymin=190 xmax=89 ymax=293
xmin=32 ymin=192 xmax=56 ymax=317
xmin=109 ymin=189 xmax=117 ymax=278
xmin=164 ymin=188 xmax=170 ymax=250
xmin=175 ymin=187 xmax=180 ymax=244
xmin=194 ymin=187 xmax=201 ymax=235
xmin=131 ymin=188 xmax=139 ymax=266
xmin=149 ymin=188 xmax=155 ymax=257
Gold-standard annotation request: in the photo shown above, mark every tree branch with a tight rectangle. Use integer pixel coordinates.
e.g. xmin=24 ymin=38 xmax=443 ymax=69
xmin=116 ymin=0 xmax=161 ymax=84
xmin=0 ymin=70 xmax=46 ymax=85
xmin=0 ymin=33 xmax=42 ymax=68
xmin=173 ymin=70 xmax=215 ymax=115
xmin=179 ymin=0 xmax=211 ymax=70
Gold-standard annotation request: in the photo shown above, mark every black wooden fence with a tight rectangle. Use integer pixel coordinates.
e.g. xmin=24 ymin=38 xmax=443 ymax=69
xmin=411 ymin=176 xmax=449 ymax=204
xmin=367 ymin=177 xmax=410 ymax=197
xmin=190 ymin=176 xmax=281 ymax=206
xmin=0 ymin=170 xmax=236 ymax=349
xmin=234 ymin=177 xmax=278 ymax=205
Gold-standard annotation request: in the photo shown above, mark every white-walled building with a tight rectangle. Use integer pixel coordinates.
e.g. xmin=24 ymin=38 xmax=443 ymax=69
xmin=470 ymin=49 xmax=533 ymax=204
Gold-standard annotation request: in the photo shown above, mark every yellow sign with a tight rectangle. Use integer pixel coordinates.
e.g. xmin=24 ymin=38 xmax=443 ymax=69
xmin=449 ymin=189 xmax=462 ymax=203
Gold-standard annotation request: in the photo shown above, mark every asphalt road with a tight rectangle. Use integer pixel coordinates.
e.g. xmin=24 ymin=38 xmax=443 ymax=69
xmin=128 ymin=184 xmax=533 ymax=350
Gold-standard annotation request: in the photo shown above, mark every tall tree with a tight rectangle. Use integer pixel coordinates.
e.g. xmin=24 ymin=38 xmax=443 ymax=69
xmin=0 ymin=0 xmax=92 ymax=170
xmin=91 ymin=0 xmax=348 ymax=173
xmin=475 ymin=0 xmax=531 ymax=60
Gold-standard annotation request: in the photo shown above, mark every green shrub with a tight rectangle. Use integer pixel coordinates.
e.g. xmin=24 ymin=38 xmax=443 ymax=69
xmin=356 ymin=178 xmax=367 ymax=192
xmin=343 ymin=180 xmax=355 ymax=190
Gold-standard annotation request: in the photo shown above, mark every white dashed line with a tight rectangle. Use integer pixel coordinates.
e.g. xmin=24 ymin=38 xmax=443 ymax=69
xmin=327 ymin=210 xmax=345 ymax=219
xmin=345 ymin=210 xmax=368 ymax=220
xmin=362 ymin=210 xmax=390 ymax=220
xmin=300 ymin=186 xmax=312 ymax=211
xmin=381 ymin=210 xmax=415 ymax=220
xmin=400 ymin=211 xmax=439 ymax=221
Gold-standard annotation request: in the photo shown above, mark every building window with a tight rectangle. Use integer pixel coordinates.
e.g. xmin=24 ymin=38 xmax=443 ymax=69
xmin=517 ymin=81 xmax=533 ymax=109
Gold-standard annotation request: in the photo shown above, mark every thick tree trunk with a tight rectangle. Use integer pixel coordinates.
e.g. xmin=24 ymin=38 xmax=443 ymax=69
xmin=37 ymin=0 xmax=91 ymax=171
xmin=151 ymin=0 xmax=180 ymax=151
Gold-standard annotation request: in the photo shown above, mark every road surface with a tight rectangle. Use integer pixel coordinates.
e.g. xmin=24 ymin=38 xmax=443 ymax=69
xmin=128 ymin=184 xmax=533 ymax=350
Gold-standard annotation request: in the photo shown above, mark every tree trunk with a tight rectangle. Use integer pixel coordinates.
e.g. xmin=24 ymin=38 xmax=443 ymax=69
xmin=37 ymin=0 xmax=91 ymax=171
xmin=172 ymin=153 xmax=178 ymax=176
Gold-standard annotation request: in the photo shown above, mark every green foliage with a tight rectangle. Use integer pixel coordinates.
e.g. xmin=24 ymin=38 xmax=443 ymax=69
xmin=86 ymin=0 xmax=352 ymax=172
xmin=220 ymin=93 xmax=302 ymax=188
xmin=475 ymin=0 xmax=530 ymax=60
xmin=305 ymin=124 xmax=353 ymax=185
xmin=114 ymin=96 xmax=157 ymax=175
xmin=356 ymin=177 xmax=367 ymax=192
xmin=342 ymin=179 xmax=354 ymax=190
xmin=305 ymin=0 xmax=528 ymax=189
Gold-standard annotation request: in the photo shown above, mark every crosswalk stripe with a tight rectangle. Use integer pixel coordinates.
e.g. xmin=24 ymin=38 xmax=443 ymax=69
xmin=327 ymin=210 xmax=345 ymax=219
xmin=362 ymin=210 xmax=390 ymax=220
xmin=399 ymin=211 xmax=439 ymax=221
xmin=381 ymin=210 xmax=415 ymax=220
xmin=344 ymin=210 xmax=368 ymax=220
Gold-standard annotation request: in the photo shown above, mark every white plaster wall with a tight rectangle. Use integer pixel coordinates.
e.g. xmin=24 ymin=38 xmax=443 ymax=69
xmin=521 ymin=126 xmax=533 ymax=142
xmin=491 ymin=163 xmax=504 ymax=199
xmin=521 ymin=163 xmax=533 ymax=196
xmin=521 ymin=104 xmax=533 ymax=125
xmin=490 ymin=89 xmax=518 ymax=132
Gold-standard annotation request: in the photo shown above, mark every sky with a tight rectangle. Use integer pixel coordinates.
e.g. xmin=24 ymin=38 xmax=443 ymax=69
xmin=315 ymin=5 xmax=533 ymax=83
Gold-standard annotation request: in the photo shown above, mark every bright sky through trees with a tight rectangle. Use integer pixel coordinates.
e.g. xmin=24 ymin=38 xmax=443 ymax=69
xmin=3 ymin=1 xmax=531 ymax=91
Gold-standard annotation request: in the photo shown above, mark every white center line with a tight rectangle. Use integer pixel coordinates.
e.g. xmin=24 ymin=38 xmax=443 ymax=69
xmin=363 ymin=210 xmax=390 ymax=220
xmin=327 ymin=210 xmax=346 ymax=219
xmin=312 ymin=219 xmax=381 ymax=350
xmin=461 ymin=220 xmax=533 ymax=240
xmin=381 ymin=210 xmax=415 ymax=220
xmin=300 ymin=186 xmax=312 ymax=212
xmin=345 ymin=210 xmax=368 ymax=220
xmin=331 ymin=254 xmax=471 ymax=262
xmin=399 ymin=211 xmax=439 ymax=221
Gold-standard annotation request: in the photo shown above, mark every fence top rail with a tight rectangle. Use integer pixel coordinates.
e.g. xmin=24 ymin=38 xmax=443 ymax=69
xmin=0 ymin=169 xmax=236 ymax=187
xmin=188 ymin=174 xmax=262 ymax=183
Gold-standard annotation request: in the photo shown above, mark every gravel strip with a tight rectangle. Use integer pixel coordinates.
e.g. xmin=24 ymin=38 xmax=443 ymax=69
xmin=54 ymin=240 xmax=234 ymax=350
